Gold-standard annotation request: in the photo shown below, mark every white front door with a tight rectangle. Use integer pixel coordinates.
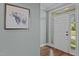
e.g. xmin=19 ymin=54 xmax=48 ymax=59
xmin=53 ymin=12 xmax=74 ymax=53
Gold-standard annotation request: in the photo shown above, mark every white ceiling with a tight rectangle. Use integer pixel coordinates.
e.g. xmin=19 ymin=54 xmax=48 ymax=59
xmin=40 ymin=3 xmax=68 ymax=11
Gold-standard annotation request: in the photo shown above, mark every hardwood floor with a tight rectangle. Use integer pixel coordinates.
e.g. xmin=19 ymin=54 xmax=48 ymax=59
xmin=52 ymin=47 xmax=73 ymax=56
xmin=40 ymin=45 xmax=73 ymax=56
xmin=40 ymin=46 xmax=49 ymax=56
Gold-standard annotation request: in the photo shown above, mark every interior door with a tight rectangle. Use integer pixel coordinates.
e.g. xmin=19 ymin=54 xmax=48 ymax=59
xmin=53 ymin=13 xmax=70 ymax=53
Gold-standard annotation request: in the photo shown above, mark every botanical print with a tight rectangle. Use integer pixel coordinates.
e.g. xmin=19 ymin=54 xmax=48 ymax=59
xmin=9 ymin=11 xmax=27 ymax=25
xmin=5 ymin=4 xmax=30 ymax=29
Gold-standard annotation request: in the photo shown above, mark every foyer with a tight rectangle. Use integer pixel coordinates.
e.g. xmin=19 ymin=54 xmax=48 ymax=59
xmin=40 ymin=3 xmax=79 ymax=56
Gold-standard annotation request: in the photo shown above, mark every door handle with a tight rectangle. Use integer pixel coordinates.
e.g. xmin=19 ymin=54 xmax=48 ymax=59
xmin=66 ymin=33 xmax=68 ymax=36
xmin=66 ymin=31 xmax=68 ymax=36
xmin=65 ymin=31 xmax=69 ymax=40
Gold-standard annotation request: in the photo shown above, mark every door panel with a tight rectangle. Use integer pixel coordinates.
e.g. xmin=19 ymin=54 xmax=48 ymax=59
xmin=54 ymin=13 xmax=69 ymax=53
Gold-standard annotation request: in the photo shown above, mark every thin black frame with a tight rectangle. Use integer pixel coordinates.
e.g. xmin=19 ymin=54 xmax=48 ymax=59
xmin=4 ymin=3 xmax=30 ymax=30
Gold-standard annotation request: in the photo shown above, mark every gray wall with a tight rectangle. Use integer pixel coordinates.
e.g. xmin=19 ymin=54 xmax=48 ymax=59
xmin=0 ymin=3 xmax=40 ymax=56
xmin=40 ymin=10 xmax=46 ymax=45
xmin=40 ymin=4 xmax=47 ymax=45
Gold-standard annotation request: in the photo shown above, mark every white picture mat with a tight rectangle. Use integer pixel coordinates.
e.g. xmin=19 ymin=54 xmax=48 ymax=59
xmin=6 ymin=4 xmax=29 ymax=29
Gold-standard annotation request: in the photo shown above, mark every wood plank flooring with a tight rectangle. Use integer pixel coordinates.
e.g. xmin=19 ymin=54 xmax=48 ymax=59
xmin=40 ymin=45 xmax=73 ymax=56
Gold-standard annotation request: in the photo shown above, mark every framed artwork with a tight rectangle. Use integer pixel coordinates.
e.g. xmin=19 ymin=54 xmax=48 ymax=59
xmin=4 ymin=4 xmax=30 ymax=30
